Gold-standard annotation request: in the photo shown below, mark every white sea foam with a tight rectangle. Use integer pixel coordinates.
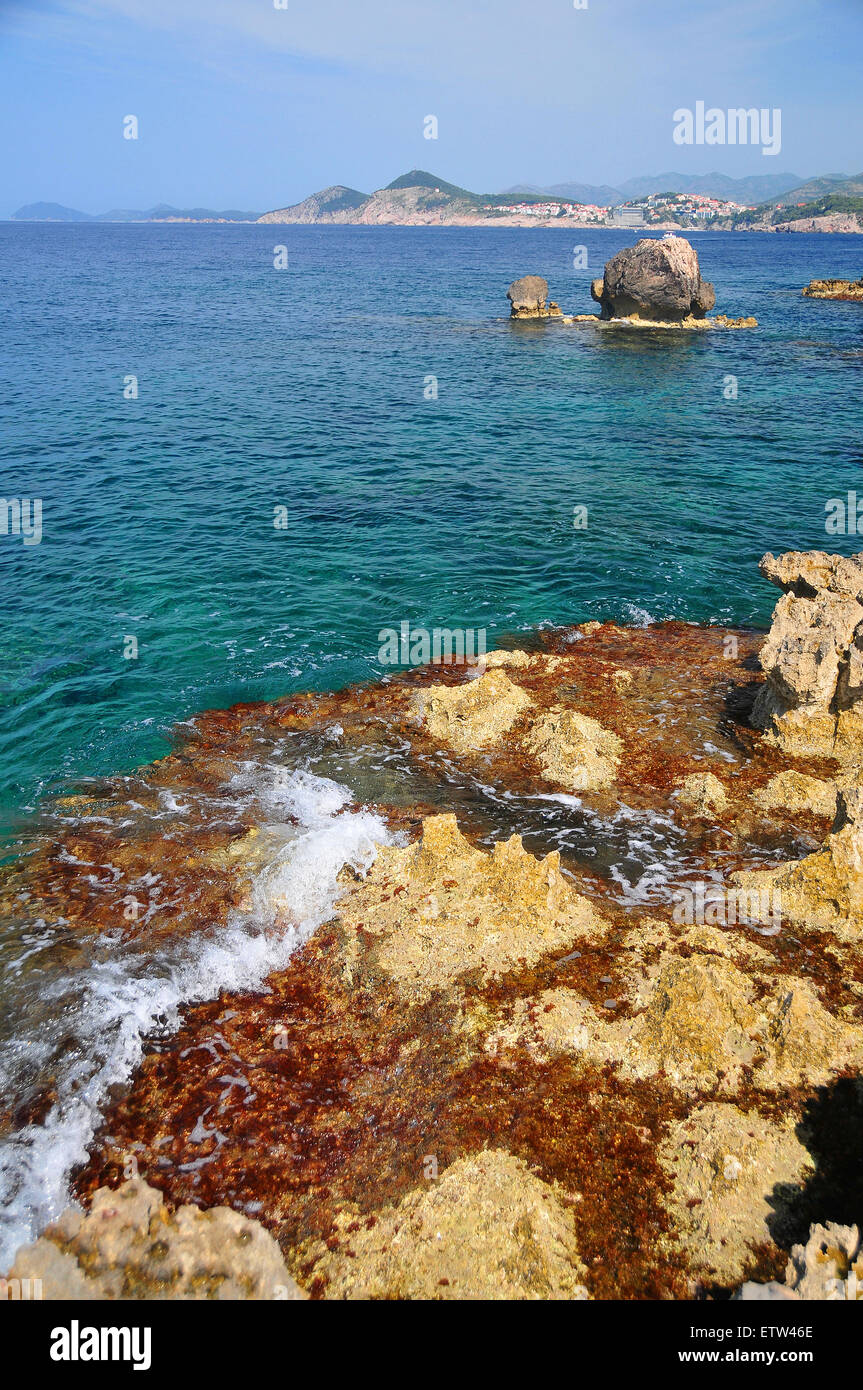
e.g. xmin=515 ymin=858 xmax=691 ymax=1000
xmin=0 ymin=768 xmax=392 ymax=1270
xmin=620 ymin=601 xmax=656 ymax=628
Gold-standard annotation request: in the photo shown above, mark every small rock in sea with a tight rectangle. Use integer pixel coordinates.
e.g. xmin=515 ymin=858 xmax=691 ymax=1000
xmin=676 ymin=770 xmax=729 ymax=816
xmin=802 ymin=276 xmax=863 ymax=302
xmin=506 ymin=275 xmax=563 ymax=320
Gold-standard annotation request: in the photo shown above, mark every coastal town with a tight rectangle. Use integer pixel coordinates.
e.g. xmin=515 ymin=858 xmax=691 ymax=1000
xmin=484 ymin=190 xmax=757 ymax=227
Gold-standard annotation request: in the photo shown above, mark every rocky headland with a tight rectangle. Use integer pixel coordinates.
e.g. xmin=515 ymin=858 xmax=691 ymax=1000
xmin=4 ymin=550 xmax=863 ymax=1300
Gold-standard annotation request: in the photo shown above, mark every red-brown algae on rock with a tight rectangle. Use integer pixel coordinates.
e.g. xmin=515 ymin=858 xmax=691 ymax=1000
xmin=3 ymin=549 xmax=863 ymax=1300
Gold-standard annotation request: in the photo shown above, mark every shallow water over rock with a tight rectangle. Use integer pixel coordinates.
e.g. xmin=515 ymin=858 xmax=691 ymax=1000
xmin=2 ymin=617 xmax=861 ymax=1295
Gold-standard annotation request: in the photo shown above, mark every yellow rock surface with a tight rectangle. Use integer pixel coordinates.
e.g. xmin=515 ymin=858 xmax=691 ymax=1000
xmin=338 ymin=812 xmax=603 ymax=1001
xmin=302 ymin=1150 xmax=589 ymax=1300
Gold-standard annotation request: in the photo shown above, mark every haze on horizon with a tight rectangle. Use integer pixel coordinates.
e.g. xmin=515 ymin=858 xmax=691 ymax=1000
xmin=0 ymin=0 xmax=861 ymax=220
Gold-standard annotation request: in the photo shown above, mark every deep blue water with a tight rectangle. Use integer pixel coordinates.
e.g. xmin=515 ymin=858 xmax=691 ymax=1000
xmin=1 ymin=223 xmax=861 ymax=840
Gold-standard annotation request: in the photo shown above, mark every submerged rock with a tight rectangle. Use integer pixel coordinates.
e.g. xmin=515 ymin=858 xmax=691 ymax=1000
xmin=590 ymin=235 xmax=716 ymax=323
xmin=7 ymin=1179 xmax=305 ymax=1300
xmin=337 ymin=812 xmax=604 ymax=1002
xmin=751 ymin=549 xmax=863 ymax=761
xmin=412 ymin=668 xmax=533 ymax=752
xmin=676 ymin=771 xmax=729 ymax=816
xmin=523 ymin=706 xmax=623 ymax=792
xmin=506 ymin=275 xmax=563 ymax=320
xmin=301 ymin=1149 xmax=589 ymax=1299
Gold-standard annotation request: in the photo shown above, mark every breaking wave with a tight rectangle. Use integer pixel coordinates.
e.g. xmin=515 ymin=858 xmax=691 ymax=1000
xmin=0 ymin=769 xmax=392 ymax=1269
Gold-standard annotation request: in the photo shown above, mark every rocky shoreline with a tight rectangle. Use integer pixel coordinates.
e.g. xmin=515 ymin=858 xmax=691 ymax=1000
xmin=2 ymin=550 xmax=862 ymax=1300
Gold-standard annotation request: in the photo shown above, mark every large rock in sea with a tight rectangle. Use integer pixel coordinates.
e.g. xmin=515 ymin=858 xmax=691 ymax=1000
xmin=751 ymin=550 xmax=863 ymax=761
xmin=591 ymin=235 xmax=715 ymax=323
xmin=507 ymin=275 xmax=562 ymax=320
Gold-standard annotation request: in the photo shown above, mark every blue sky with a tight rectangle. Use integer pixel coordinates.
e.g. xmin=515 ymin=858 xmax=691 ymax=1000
xmin=0 ymin=0 xmax=861 ymax=216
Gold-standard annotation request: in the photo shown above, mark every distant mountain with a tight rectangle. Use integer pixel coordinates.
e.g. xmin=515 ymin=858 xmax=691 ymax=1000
xmin=260 ymin=175 xmax=480 ymax=226
xmin=11 ymin=202 xmax=92 ymax=221
xmin=11 ymin=202 xmax=259 ymax=222
xmin=616 ymin=171 xmax=803 ymax=204
xmin=385 ymin=170 xmax=476 ymax=199
xmin=502 ymin=182 xmax=623 ymax=207
xmin=17 ymin=168 xmax=862 ymax=232
xmin=92 ymin=204 xmax=259 ymax=222
xmin=502 ymin=172 xmax=804 ymax=207
xmin=759 ymin=172 xmax=863 ymax=208
xmin=258 ymin=185 xmax=368 ymax=223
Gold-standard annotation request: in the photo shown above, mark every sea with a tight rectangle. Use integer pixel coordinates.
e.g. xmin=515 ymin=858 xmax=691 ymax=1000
xmin=0 ymin=223 xmax=861 ymax=1263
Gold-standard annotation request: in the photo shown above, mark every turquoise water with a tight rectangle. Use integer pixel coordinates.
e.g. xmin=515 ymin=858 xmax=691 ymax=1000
xmin=1 ymin=224 xmax=861 ymax=840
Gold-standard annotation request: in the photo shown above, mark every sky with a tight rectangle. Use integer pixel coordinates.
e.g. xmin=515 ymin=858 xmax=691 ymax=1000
xmin=0 ymin=0 xmax=861 ymax=216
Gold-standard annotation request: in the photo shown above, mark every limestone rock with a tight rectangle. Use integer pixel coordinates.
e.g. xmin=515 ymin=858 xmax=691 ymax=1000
xmin=337 ymin=812 xmax=603 ymax=1001
xmin=609 ymin=668 xmax=634 ymax=693
xmin=591 ymin=236 xmax=716 ymax=323
xmin=753 ymin=770 xmax=838 ymax=819
xmin=7 ymin=1179 xmax=305 ymax=1300
xmin=676 ymin=772 xmax=729 ymax=815
xmin=302 ymin=1149 xmax=589 ymax=1299
xmin=626 ymin=955 xmax=759 ymax=1086
xmin=733 ymin=784 xmax=863 ymax=941
xmin=738 ymin=1222 xmax=863 ymax=1300
xmin=751 ymin=549 xmax=863 ymax=760
xmin=502 ymin=951 xmax=863 ymax=1092
xmin=412 ymin=669 xmax=533 ymax=753
xmin=659 ymin=1104 xmax=812 ymax=1286
xmin=481 ymin=648 xmax=565 ymax=674
xmin=802 ymin=277 xmax=863 ymax=302
xmin=481 ymin=648 xmax=533 ymax=670
xmin=786 ymin=1223 xmax=863 ymax=1300
xmin=523 ymin=706 xmax=623 ymax=792
xmin=507 ymin=275 xmax=562 ymax=320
